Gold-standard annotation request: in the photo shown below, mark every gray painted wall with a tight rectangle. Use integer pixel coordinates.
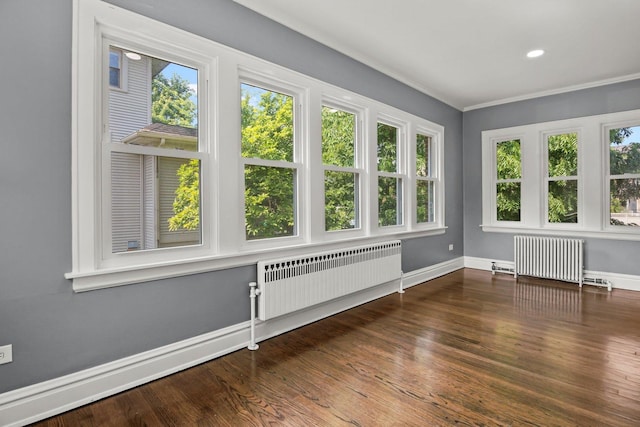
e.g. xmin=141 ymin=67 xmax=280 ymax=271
xmin=0 ymin=0 xmax=462 ymax=393
xmin=463 ymin=79 xmax=640 ymax=274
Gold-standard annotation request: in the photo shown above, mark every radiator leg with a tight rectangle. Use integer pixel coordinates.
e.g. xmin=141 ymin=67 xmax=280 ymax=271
xmin=248 ymin=282 xmax=260 ymax=351
xmin=398 ymin=271 xmax=405 ymax=294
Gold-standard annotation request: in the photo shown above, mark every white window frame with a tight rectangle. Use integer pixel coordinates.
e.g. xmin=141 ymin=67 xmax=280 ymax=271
xmin=604 ymin=118 xmax=640 ymax=233
xmin=108 ymin=47 xmax=128 ymax=91
xmin=238 ymin=72 xmax=306 ymax=250
xmin=68 ymin=0 xmax=447 ymax=292
xmin=375 ymin=115 xmax=407 ymax=231
xmin=482 ymin=108 xmax=640 ymax=241
xmin=413 ymin=127 xmax=441 ymax=226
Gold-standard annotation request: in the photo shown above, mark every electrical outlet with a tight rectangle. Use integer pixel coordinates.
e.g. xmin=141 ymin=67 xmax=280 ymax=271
xmin=0 ymin=344 xmax=13 ymax=365
xmin=448 ymin=244 xmax=454 ymax=251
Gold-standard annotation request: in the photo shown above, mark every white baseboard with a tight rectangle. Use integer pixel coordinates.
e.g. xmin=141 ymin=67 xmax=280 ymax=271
xmin=464 ymin=256 xmax=640 ymax=292
xmin=0 ymin=258 xmax=464 ymax=427
xmin=402 ymin=256 xmax=465 ymax=288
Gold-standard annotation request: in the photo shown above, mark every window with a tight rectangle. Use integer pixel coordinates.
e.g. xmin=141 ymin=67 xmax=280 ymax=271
xmin=495 ymin=139 xmax=521 ymax=222
xmin=608 ymin=125 xmax=640 ymax=227
xmin=106 ymin=44 xmax=202 ymax=254
xmin=109 ymin=48 xmax=122 ymax=88
xmin=322 ymin=104 xmax=360 ymax=231
xmin=482 ymin=110 xmax=640 ymax=240
xmin=377 ymin=121 xmax=404 ymax=227
xmin=69 ymin=0 xmax=445 ymax=290
xmin=241 ymin=82 xmax=299 ymax=241
xmin=546 ymin=132 xmax=578 ymax=224
xmin=415 ymin=133 xmax=434 ymax=223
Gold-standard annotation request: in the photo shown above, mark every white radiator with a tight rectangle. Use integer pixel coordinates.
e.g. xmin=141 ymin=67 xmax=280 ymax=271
xmin=514 ymin=236 xmax=584 ymax=286
xmin=256 ymin=240 xmax=402 ymax=321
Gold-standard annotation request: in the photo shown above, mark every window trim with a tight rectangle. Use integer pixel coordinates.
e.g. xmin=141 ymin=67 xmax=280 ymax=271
xmin=68 ymin=0 xmax=446 ymax=292
xmin=481 ymin=109 xmax=640 ymax=240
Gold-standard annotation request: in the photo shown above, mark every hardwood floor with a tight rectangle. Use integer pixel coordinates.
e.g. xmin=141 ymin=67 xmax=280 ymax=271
xmin=33 ymin=269 xmax=640 ymax=426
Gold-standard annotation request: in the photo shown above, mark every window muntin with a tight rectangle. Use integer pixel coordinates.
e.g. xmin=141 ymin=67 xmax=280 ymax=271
xmin=106 ymin=44 xmax=202 ymax=254
xmin=322 ymin=105 xmax=360 ymax=231
xmin=495 ymin=139 xmax=521 ymax=222
xmin=416 ymin=133 xmax=434 ymax=223
xmin=546 ymin=132 xmax=578 ymax=224
xmin=241 ymin=82 xmax=298 ymax=240
xmin=609 ymin=125 xmax=640 ymax=227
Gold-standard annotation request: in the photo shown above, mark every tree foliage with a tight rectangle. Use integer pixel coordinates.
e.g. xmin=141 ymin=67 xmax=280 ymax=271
xmin=377 ymin=123 xmax=401 ymax=226
xmin=168 ymin=159 xmax=200 ymax=231
xmin=496 ymin=140 xmax=521 ymax=221
xmin=242 ymin=87 xmax=295 ymax=239
xmin=152 ymin=72 xmax=199 ymax=231
xmin=151 ymin=73 xmax=197 ymax=127
xmin=322 ymin=107 xmax=357 ymax=230
xmin=547 ymin=133 xmax=578 ymax=223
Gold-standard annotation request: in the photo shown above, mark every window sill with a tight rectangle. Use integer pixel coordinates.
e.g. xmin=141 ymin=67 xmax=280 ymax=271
xmin=65 ymin=227 xmax=447 ymax=292
xmin=481 ymin=224 xmax=640 ymax=241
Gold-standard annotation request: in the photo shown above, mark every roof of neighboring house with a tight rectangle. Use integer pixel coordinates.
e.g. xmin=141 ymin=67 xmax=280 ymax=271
xmin=121 ymin=122 xmax=198 ymax=150
xmin=139 ymin=122 xmax=198 ymax=138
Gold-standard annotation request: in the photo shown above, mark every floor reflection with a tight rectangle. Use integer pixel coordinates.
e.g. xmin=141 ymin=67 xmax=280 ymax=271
xmin=513 ymin=278 xmax=582 ymax=322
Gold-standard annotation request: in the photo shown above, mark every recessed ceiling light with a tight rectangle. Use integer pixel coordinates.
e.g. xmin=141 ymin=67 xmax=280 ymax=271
xmin=125 ymin=52 xmax=142 ymax=61
xmin=526 ymin=49 xmax=544 ymax=58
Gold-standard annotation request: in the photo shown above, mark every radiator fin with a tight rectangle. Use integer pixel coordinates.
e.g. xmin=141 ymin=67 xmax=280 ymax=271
xmin=257 ymin=241 xmax=401 ymax=320
xmin=514 ymin=236 xmax=583 ymax=285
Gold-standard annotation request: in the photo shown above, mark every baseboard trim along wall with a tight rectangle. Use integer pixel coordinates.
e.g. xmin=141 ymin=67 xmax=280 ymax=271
xmin=464 ymin=256 xmax=640 ymax=292
xmin=0 ymin=258 xmax=464 ymax=427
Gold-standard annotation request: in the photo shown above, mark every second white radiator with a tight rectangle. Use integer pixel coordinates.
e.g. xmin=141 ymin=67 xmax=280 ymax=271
xmin=514 ymin=235 xmax=584 ymax=285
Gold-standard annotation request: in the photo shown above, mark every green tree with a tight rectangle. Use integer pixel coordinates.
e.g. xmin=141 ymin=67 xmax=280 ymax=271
xmin=496 ymin=140 xmax=521 ymax=221
xmin=152 ymin=72 xmax=199 ymax=231
xmin=151 ymin=73 xmax=197 ymax=127
xmin=241 ymin=86 xmax=295 ymax=239
xmin=378 ymin=123 xmax=401 ymax=226
xmin=322 ymin=107 xmax=357 ymax=231
xmin=609 ymin=128 xmax=639 ymax=221
xmin=547 ymin=133 xmax=578 ymax=223
xmin=168 ymin=159 xmax=200 ymax=231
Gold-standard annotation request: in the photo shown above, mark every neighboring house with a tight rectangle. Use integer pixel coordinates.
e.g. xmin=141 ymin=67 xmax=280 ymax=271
xmin=109 ymin=47 xmax=199 ymax=253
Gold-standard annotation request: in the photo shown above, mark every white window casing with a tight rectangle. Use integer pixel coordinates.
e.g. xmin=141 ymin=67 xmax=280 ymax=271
xmin=481 ymin=109 xmax=640 ymax=240
xmin=68 ymin=0 xmax=446 ymax=291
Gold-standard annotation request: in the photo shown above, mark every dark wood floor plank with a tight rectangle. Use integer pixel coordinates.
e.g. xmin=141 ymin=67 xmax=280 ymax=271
xmin=32 ymin=268 xmax=640 ymax=426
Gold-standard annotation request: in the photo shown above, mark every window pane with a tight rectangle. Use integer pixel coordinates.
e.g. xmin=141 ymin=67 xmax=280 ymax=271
xmin=496 ymin=140 xmax=521 ymax=179
xmin=548 ymin=133 xmax=577 ymax=177
xmin=548 ymin=179 xmax=578 ymax=223
xmin=325 ymin=171 xmax=358 ymax=231
xmin=111 ymin=153 xmax=201 ymax=253
xmin=245 ymin=165 xmax=295 ymax=240
xmin=108 ymin=46 xmax=199 ymax=152
xmin=377 ymin=123 xmax=398 ymax=173
xmin=109 ymin=50 xmax=121 ymax=88
xmin=610 ymin=178 xmax=640 ymax=226
xmin=610 ymin=126 xmax=640 ymax=175
xmin=378 ymin=177 xmax=403 ymax=226
xmin=322 ymin=106 xmax=355 ymax=167
xmin=496 ymin=182 xmax=520 ymax=221
xmin=241 ymin=84 xmax=294 ymax=162
xmin=416 ymin=134 xmax=432 ymax=177
xmin=416 ymin=180 xmax=434 ymax=223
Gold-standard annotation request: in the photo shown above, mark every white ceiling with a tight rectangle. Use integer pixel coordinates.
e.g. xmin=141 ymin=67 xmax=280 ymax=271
xmin=234 ymin=0 xmax=640 ymax=111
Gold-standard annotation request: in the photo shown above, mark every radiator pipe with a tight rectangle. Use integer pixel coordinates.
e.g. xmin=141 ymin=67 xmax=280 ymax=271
xmin=398 ymin=270 xmax=405 ymax=294
xmin=491 ymin=262 xmax=514 ymax=275
xmin=248 ymin=282 xmax=261 ymax=351
xmin=583 ymin=277 xmax=612 ymax=292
